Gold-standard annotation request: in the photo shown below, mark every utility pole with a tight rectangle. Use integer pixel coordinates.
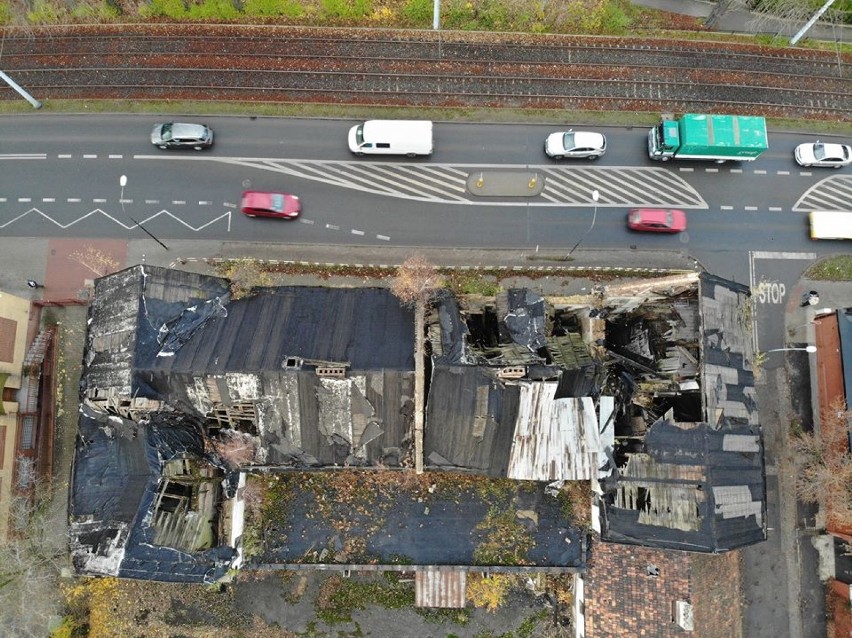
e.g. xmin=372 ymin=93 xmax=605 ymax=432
xmin=790 ymin=0 xmax=837 ymax=45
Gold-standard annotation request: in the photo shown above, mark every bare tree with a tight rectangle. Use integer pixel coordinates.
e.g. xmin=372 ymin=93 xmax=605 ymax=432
xmin=68 ymin=245 xmax=121 ymax=277
xmin=791 ymin=399 xmax=852 ymax=527
xmin=0 ymin=469 xmax=69 ymax=637
xmin=744 ymin=0 xmax=842 ymax=38
xmin=390 ymin=255 xmax=443 ymax=474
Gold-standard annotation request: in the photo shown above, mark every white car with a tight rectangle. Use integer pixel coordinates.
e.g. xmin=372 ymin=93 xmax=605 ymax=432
xmin=545 ymin=130 xmax=606 ymax=159
xmin=794 ymin=141 xmax=852 ymax=168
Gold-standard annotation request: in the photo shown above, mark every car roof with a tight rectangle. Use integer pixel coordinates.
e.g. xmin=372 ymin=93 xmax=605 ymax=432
xmin=571 ymin=131 xmax=605 ymax=145
xmin=169 ymin=122 xmax=208 ymax=137
xmin=633 ymin=208 xmax=671 ymax=222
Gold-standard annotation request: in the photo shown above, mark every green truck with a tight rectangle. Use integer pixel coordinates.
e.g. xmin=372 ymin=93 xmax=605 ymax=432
xmin=647 ymin=113 xmax=768 ymax=162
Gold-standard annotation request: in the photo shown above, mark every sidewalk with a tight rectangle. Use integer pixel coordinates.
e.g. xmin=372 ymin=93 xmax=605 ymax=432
xmin=0 ymin=237 xmax=701 ymax=302
xmin=632 ymin=0 xmax=851 ymax=43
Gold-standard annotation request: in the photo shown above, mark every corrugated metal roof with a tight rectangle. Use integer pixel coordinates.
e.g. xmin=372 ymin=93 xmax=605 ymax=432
xmin=508 ymin=386 xmax=600 ymax=481
xmin=601 ymin=419 xmax=765 ymax=552
xmin=698 ymin=273 xmax=758 ymax=427
xmin=154 ymin=286 xmax=414 ymax=375
xmin=415 ymin=569 xmax=467 ymax=608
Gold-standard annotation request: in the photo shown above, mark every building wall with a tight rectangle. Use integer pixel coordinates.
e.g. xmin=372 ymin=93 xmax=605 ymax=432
xmin=0 ymin=291 xmax=32 ymax=541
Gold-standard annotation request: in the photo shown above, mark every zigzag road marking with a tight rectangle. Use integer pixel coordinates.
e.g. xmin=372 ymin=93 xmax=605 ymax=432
xmin=206 ymin=157 xmax=708 ymax=208
xmin=793 ymin=175 xmax=852 ymax=211
xmin=0 ymin=207 xmax=232 ymax=232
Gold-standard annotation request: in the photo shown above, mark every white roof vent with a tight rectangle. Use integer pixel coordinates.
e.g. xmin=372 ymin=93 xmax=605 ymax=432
xmin=674 ymin=600 xmax=694 ymax=631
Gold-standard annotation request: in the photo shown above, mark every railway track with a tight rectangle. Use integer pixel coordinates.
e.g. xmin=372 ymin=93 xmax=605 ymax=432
xmin=2 ymin=25 xmax=850 ymax=120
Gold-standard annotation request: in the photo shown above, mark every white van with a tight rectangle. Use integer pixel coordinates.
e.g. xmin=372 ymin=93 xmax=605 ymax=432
xmin=810 ymin=211 xmax=852 ymax=240
xmin=348 ymin=120 xmax=433 ymax=157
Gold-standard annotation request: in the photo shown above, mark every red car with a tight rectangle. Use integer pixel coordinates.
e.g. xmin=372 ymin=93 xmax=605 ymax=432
xmin=241 ymin=190 xmax=301 ymax=219
xmin=627 ymin=208 xmax=687 ymax=233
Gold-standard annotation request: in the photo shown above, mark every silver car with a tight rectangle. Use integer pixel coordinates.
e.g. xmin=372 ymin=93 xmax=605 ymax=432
xmin=794 ymin=141 xmax=851 ymax=168
xmin=545 ymin=130 xmax=606 ymax=159
xmin=151 ymin=122 xmax=214 ymax=150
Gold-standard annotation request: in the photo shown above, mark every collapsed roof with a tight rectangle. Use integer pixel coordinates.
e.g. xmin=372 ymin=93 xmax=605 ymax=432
xmin=596 ymin=273 xmax=765 ymax=552
xmin=70 ymin=266 xmax=765 ymax=584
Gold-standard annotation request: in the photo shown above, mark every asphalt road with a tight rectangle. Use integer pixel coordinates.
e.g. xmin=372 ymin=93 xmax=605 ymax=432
xmin=2 ymin=116 xmax=848 ymax=257
xmin=2 ymin=113 xmax=849 ymax=349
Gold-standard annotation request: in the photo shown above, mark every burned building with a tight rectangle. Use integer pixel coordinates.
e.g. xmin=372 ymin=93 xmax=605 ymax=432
xmin=71 ymin=265 xmax=418 ymax=581
xmin=70 ymin=265 xmax=764 ymax=585
xmin=594 ymin=273 xmax=765 ymax=552
xmin=424 ymin=288 xmax=605 ymax=481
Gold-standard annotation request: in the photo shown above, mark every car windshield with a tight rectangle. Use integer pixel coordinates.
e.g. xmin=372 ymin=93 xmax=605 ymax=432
xmin=665 ymin=210 xmax=673 ymax=226
xmin=160 ymin=123 xmax=174 ymax=141
xmin=270 ymin=194 xmax=285 ymax=213
xmin=813 ymin=144 xmax=827 ymax=160
xmin=562 ymin=132 xmax=576 ymax=149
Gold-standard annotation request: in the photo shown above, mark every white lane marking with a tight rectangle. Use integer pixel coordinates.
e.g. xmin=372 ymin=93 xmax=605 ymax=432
xmin=67 ymin=198 xmax=81 ymax=203
xmin=93 ymin=198 xmax=107 ymax=203
xmin=377 ymin=235 xmax=391 ymax=241
xmin=744 ymin=206 xmax=758 ymax=210
xmin=751 ymin=251 xmax=817 ymax=259
xmin=18 ymin=197 xmax=31 ymax=202
xmin=800 ymin=172 xmax=812 ymax=177
xmin=299 ymin=218 xmax=315 ymax=225
xmin=730 ymin=169 xmax=743 ymax=173
xmin=83 ymin=154 xmax=97 ymax=159
xmin=145 ymin=200 xmax=160 ymax=204
xmin=43 ymin=198 xmax=56 ymax=203
xmin=0 ymin=207 xmax=232 ymax=232
xmin=109 ymin=155 xmax=123 ymax=159
xmin=0 ymin=153 xmax=46 ymax=160
xmin=794 ymin=175 xmax=852 ymax=211
xmin=754 ymin=170 xmax=767 ymax=174
xmin=777 ymin=171 xmax=790 ymax=175
xmin=184 ymin=156 xmax=710 ymax=207
xmin=721 ymin=205 xmax=734 ymax=210
xmin=678 ymin=167 xmax=694 ymax=172
xmin=769 ymin=207 xmax=783 ymax=211
xmin=199 ymin=201 xmax=211 ymax=205
xmin=119 ymin=199 xmax=133 ymax=204
xmin=172 ymin=200 xmax=186 ymax=205
xmin=58 ymin=154 xmax=73 ymax=159
xmin=705 ymin=168 xmax=719 ymax=173
xmin=326 ymin=224 xmax=340 ymax=230
xmin=352 ymin=229 xmax=365 ymax=236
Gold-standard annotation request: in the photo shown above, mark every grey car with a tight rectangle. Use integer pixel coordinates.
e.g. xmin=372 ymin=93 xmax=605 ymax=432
xmin=151 ymin=122 xmax=214 ymax=150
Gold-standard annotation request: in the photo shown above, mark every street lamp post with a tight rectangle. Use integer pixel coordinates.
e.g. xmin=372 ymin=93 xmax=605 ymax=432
xmin=568 ymin=189 xmax=600 ymax=257
xmin=765 ymin=345 xmax=817 ymax=354
xmin=120 ymin=174 xmax=169 ymax=251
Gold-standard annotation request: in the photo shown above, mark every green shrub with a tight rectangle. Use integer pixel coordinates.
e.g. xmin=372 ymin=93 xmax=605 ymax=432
xmin=27 ymin=0 xmax=69 ymax=24
xmin=401 ymin=0 xmax=431 ymax=26
xmin=0 ymin=0 xmax=13 ymax=24
xmin=187 ymin=0 xmax=239 ymax=19
xmin=600 ymin=1 xmax=630 ymax=33
xmin=443 ymin=0 xmax=478 ymax=30
xmin=71 ymin=0 xmax=121 ymax=21
xmin=142 ymin=0 xmax=187 ymax=19
xmin=242 ymin=0 xmax=304 ymax=18
xmin=319 ymin=0 xmax=372 ymax=20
